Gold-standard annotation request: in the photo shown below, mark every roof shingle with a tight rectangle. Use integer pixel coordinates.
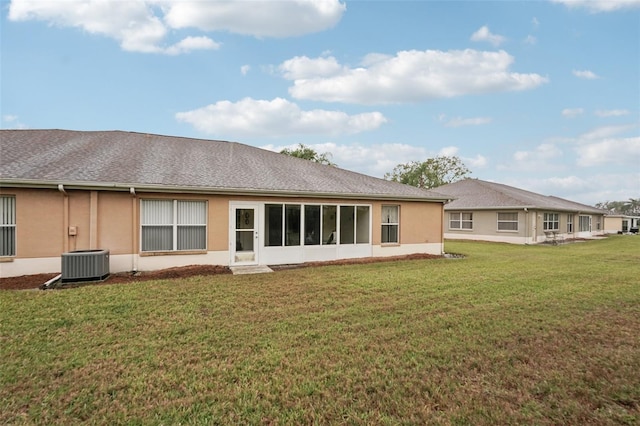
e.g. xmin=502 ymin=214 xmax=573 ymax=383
xmin=436 ymin=178 xmax=604 ymax=213
xmin=1 ymin=129 xmax=448 ymax=201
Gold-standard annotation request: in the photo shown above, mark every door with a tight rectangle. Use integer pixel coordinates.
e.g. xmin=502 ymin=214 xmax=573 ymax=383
xmin=231 ymin=204 xmax=259 ymax=265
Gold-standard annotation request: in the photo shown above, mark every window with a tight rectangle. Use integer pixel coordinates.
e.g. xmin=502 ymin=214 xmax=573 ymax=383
xmin=285 ymin=205 xmax=301 ymax=246
xmin=141 ymin=200 xmax=206 ymax=252
xmin=381 ymin=205 xmax=399 ymax=243
xmin=340 ymin=206 xmax=355 ymax=244
xmin=543 ymin=213 xmax=559 ymax=231
xmin=356 ymin=206 xmax=370 ymax=244
xmin=579 ymin=215 xmax=591 ymax=232
xmin=497 ymin=212 xmax=518 ymax=231
xmin=323 ymin=205 xmax=337 ymax=244
xmin=567 ymin=214 xmax=573 ymax=233
xmin=266 ymin=203 xmax=368 ymax=247
xmin=264 ymin=204 xmax=301 ymax=246
xmin=0 ymin=196 xmax=16 ymax=257
xmin=304 ymin=205 xmax=321 ymax=245
xmin=339 ymin=205 xmax=370 ymax=244
xmin=449 ymin=212 xmax=473 ymax=230
xmin=265 ymin=204 xmax=283 ymax=247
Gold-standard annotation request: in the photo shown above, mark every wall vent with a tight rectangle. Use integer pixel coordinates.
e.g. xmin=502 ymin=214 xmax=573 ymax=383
xmin=61 ymin=249 xmax=110 ymax=283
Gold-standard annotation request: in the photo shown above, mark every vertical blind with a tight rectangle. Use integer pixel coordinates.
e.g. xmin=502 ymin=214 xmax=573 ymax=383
xmin=0 ymin=196 xmax=16 ymax=256
xmin=141 ymin=200 xmax=206 ymax=251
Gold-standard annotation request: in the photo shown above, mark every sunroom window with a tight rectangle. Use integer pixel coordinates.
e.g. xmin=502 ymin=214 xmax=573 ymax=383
xmin=141 ymin=199 xmax=206 ymax=252
xmin=266 ymin=204 xmax=369 ymax=247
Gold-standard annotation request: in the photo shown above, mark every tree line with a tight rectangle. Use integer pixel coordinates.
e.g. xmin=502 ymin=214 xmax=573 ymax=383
xmin=280 ymin=144 xmax=637 ymax=212
xmin=280 ymin=143 xmax=469 ymax=189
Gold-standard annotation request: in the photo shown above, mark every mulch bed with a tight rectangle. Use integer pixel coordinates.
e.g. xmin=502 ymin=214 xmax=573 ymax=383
xmin=1 ymin=253 xmax=443 ymax=291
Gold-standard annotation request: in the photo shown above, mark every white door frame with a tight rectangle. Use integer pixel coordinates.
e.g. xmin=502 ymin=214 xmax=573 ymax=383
xmin=230 ymin=202 xmax=260 ymax=265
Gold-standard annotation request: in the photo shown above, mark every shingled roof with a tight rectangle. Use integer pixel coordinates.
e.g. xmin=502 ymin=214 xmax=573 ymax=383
xmin=0 ymin=129 xmax=449 ymax=201
xmin=437 ymin=178 xmax=604 ymax=214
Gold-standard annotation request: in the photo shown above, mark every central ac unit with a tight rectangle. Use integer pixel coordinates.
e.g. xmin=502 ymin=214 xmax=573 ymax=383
xmin=61 ymin=249 xmax=110 ymax=283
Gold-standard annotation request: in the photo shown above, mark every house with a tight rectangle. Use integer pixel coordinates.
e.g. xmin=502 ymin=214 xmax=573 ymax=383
xmin=435 ymin=179 xmax=606 ymax=244
xmin=0 ymin=129 xmax=449 ymax=278
xmin=604 ymin=215 xmax=640 ymax=234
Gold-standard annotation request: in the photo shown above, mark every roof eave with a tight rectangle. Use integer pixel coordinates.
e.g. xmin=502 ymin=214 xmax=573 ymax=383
xmin=443 ymin=204 xmax=604 ymax=214
xmin=0 ymin=179 xmax=450 ymax=203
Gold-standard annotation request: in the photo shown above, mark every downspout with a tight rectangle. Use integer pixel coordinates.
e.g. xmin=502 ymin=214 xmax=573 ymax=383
xmin=89 ymin=190 xmax=98 ymax=249
xmin=441 ymin=200 xmax=449 ymax=254
xmin=58 ymin=184 xmax=69 ymax=253
xmin=130 ymin=187 xmax=138 ymax=273
xmin=524 ymin=207 xmax=529 ymax=244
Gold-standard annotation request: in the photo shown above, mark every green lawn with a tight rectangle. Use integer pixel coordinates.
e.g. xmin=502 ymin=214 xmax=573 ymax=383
xmin=1 ymin=236 xmax=639 ymax=425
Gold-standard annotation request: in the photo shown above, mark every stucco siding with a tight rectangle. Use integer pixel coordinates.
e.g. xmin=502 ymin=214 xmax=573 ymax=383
xmin=0 ymin=188 xmax=444 ymax=277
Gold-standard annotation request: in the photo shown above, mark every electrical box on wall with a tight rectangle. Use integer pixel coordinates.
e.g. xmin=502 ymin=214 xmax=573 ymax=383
xmin=68 ymin=226 xmax=77 ymax=236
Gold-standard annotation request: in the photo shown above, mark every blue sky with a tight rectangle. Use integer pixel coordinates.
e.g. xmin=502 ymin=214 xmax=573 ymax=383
xmin=2 ymin=0 xmax=638 ymax=206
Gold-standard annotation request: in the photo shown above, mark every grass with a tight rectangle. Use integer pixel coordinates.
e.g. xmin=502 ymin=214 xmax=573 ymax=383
xmin=1 ymin=236 xmax=639 ymax=425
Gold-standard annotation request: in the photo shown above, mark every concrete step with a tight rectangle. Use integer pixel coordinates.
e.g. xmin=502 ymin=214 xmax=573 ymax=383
xmin=230 ymin=265 xmax=274 ymax=275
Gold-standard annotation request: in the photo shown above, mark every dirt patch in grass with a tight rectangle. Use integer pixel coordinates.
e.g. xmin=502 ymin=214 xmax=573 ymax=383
xmin=0 ymin=253 xmax=443 ymax=290
xmin=0 ymin=265 xmax=231 ymax=291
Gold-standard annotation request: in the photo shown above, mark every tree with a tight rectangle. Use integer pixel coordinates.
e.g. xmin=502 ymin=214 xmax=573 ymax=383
xmin=384 ymin=156 xmax=471 ymax=189
xmin=280 ymin=144 xmax=336 ymax=166
xmin=595 ymin=198 xmax=640 ymax=215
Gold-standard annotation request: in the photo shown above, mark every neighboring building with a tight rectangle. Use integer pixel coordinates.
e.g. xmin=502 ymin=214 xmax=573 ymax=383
xmin=604 ymin=215 xmax=640 ymax=234
xmin=436 ymin=179 xmax=606 ymax=244
xmin=0 ymin=130 xmax=449 ymax=278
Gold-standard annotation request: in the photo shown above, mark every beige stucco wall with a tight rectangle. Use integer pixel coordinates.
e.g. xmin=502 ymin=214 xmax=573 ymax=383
xmin=0 ymin=188 xmax=66 ymax=258
xmin=444 ymin=209 xmax=605 ymax=244
xmin=0 ymin=187 xmax=444 ymax=277
xmin=604 ymin=216 xmax=623 ymax=233
xmin=445 ymin=210 xmax=534 ymax=244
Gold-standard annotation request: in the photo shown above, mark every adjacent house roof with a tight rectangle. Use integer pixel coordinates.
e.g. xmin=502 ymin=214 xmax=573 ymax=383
xmin=437 ymin=178 xmax=604 ymax=214
xmin=0 ymin=129 xmax=449 ymax=201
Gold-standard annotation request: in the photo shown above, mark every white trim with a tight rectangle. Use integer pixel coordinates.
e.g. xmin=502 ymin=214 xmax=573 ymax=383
xmin=373 ymin=243 xmax=442 ymax=257
xmin=230 ymin=202 xmax=260 ymax=266
xmin=444 ymin=233 xmax=532 ymax=245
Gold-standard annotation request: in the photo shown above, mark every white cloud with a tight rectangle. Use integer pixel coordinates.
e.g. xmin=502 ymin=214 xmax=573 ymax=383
xmin=164 ymin=36 xmax=220 ymax=55
xmin=436 ymin=147 xmax=488 ymax=169
xmin=438 ymin=146 xmax=459 ymax=157
xmin=441 ymin=116 xmax=492 ymax=128
xmin=7 ymin=0 xmax=345 ymax=53
xmin=279 ymin=56 xmax=345 ymax=80
xmin=551 ymin=0 xmax=640 ymax=12
xmin=514 ymin=172 xmax=640 ymax=206
xmin=263 ymin=141 xmax=433 ymax=178
xmin=594 ymin=109 xmax=630 ymax=117
xmin=513 ymin=143 xmax=563 ymax=163
xmin=532 ymin=17 xmax=540 ymax=28
xmin=524 ymin=35 xmax=537 ymax=45
xmin=470 ymin=26 xmax=506 ymax=47
xmin=2 ymin=114 xmax=28 ymax=129
xmin=162 ymin=0 xmax=345 ymax=37
xmin=262 ymin=142 xmax=486 ymax=178
xmin=464 ymin=154 xmax=489 ymax=168
xmin=580 ymin=124 xmax=636 ymax=140
xmin=175 ymin=97 xmax=387 ymax=137
xmin=562 ymin=108 xmax=584 ymax=118
xmin=576 ymin=137 xmax=640 ymax=167
xmin=240 ymin=65 xmax=251 ymax=76
xmin=282 ymin=50 xmax=548 ymax=104
xmin=572 ymin=69 xmax=599 ymax=79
